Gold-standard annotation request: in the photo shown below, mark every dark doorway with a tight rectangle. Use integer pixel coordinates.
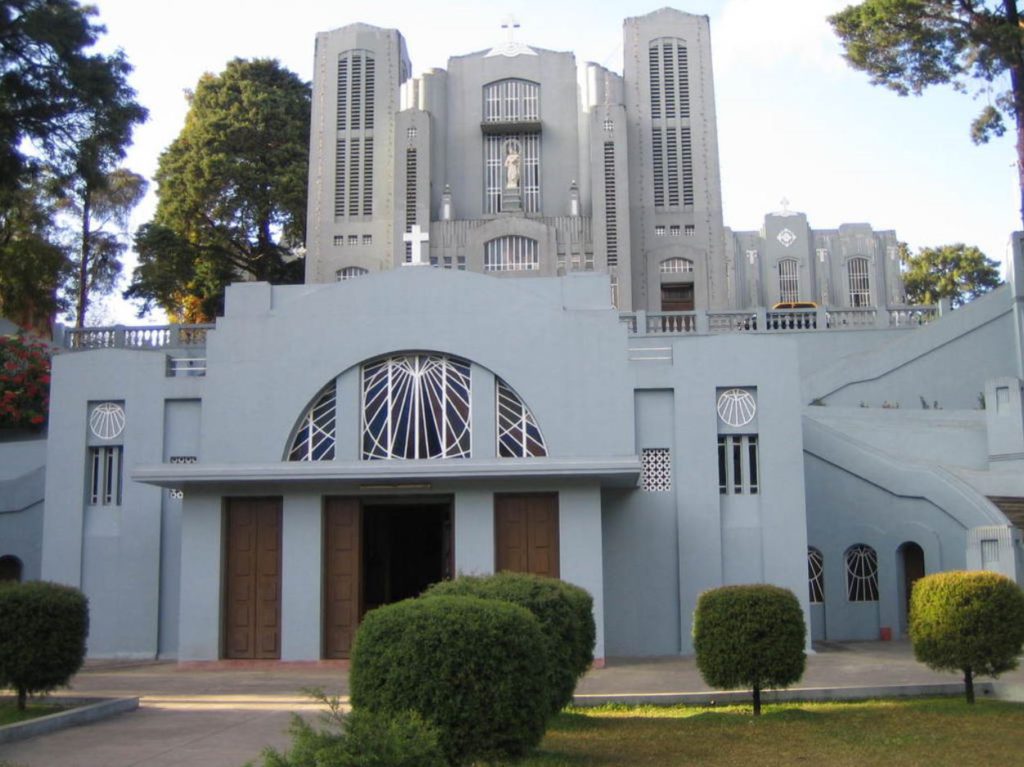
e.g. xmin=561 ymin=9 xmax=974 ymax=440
xmin=661 ymin=283 xmax=694 ymax=311
xmin=323 ymin=498 xmax=452 ymax=659
xmin=363 ymin=503 xmax=452 ymax=610
xmin=898 ymin=541 xmax=926 ymax=636
xmin=223 ymin=497 xmax=282 ymax=659
xmin=0 ymin=555 xmax=23 ymax=582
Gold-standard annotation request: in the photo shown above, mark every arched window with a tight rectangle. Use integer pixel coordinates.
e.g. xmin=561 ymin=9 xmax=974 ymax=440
xmin=496 ymin=378 xmax=547 ymax=457
xmin=362 ymin=354 xmax=471 ymax=460
xmin=484 ymin=236 xmax=539 ymax=272
xmin=0 ymin=555 xmax=23 ymax=582
xmin=848 ymin=257 xmax=871 ymax=307
xmin=778 ymin=258 xmax=799 ymax=303
xmin=483 ymin=79 xmax=540 ymax=123
xmin=808 ymin=547 xmax=824 ymax=604
xmin=287 ymin=384 xmax=337 ymax=461
xmin=660 ymin=257 xmax=694 ymax=274
xmin=648 ymin=38 xmax=693 ymax=208
xmin=336 ymin=266 xmax=369 ymax=281
xmin=845 ymin=544 xmax=879 ymax=602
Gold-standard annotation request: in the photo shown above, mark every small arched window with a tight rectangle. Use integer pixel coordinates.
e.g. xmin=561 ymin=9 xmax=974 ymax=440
xmin=336 ymin=266 xmax=369 ymax=281
xmin=845 ymin=544 xmax=879 ymax=602
xmin=808 ymin=547 xmax=824 ymax=604
xmin=848 ymin=257 xmax=871 ymax=307
xmin=660 ymin=257 xmax=694 ymax=274
xmin=484 ymin=236 xmax=539 ymax=272
xmin=0 ymin=555 xmax=23 ymax=582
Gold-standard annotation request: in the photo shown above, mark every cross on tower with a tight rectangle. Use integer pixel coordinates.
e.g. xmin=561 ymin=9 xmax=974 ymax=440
xmin=501 ymin=14 xmax=520 ymax=43
xmin=403 ymin=224 xmax=430 ymax=266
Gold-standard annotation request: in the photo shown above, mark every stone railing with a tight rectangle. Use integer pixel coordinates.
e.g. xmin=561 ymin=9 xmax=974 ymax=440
xmin=623 ymin=305 xmax=939 ymax=337
xmin=62 ymin=324 xmax=214 ymax=351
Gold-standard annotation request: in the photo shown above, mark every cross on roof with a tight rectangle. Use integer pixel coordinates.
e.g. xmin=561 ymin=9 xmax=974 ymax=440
xmin=501 ymin=14 xmax=520 ymax=43
xmin=402 ymin=224 xmax=430 ymax=266
xmin=780 ymin=197 xmax=791 ymax=214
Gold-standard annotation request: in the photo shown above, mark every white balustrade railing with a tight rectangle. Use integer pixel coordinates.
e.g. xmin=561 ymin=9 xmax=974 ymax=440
xmin=647 ymin=312 xmax=698 ymax=334
xmin=827 ymin=308 xmax=878 ymax=328
xmin=708 ymin=311 xmax=757 ymax=333
xmin=889 ymin=306 xmax=938 ymax=326
xmin=64 ymin=324 xmax=213 ymax=351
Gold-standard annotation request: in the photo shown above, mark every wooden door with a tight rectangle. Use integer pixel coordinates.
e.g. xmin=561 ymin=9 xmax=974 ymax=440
xmin=223 ymin=498 xmax=282 ymax=659
xmin=495 ymin=493 xmax=559 ymax=578
xmin=661 ymin=283 xmax=694 ymax=311
xmin=323 ymin=498 xmax=362 ymax=659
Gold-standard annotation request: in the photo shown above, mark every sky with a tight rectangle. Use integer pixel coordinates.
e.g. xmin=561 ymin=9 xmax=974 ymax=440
xmin=83 ymin=0 xmax=1021 ymax=325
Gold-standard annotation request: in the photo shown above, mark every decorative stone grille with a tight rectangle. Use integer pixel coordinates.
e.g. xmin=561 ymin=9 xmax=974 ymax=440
xmin=808 ymin=547 xmax=824 ymax=603
xmin=641 ymin=448 xmax=672 ymax=492
xmin=89 ymin=402 xmax=126 ymax=440
xmin=496 ymin=378 xmax=546 ymax=457
xmin=288 ymin=385 xmax=337 ymax=461
xmin=845 ymin=544 xmax=879 ymax=602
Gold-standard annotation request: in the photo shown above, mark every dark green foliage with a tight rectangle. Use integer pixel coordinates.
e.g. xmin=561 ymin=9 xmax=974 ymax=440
xmin=910 ymin=571 xmax=1024 ymax=703
xmin=425 ymin=572 xmax=595 ymax=715
xmin=693 ymin=584 xmax=806 ymax=715
xmin=251 ymin=692 xmax=445 ymax=767
xmin=126 ymin=58 xmax=309 ymax=323
xmin=0 ymin=581 xmax=89 ymax=710
xmin=829 ymin=2 xmax=1024 ymax=227
xmin=901 ymin=243 xmax=1002 ymax=308
xmin=350 ymin=595 xmax=549 ymax=766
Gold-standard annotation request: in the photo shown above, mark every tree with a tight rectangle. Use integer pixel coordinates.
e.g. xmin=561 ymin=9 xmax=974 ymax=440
xmin=59 ymin=168 xmax=147 ymax=327
xmin=125 ymin=59 xmax=310 ymax=323
xmin=829 ymin=2 xmax=1024 ymax=228
xmin=901 ymin=243 xmax=1002 ymax=306
xmin=692 ymin=585 xmax=806 ymax=716
xmin=0 ymin=581 xmax=88 ymax=710
xmin=0 ymin=182 xmax=71 ymax=333
xmin=910 ymin=571 xmax=1024 ymax=703
xmin=0 ymin=0 xmax=148 ymax=327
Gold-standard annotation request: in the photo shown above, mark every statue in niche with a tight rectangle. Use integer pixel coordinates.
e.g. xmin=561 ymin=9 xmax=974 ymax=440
xmin=504 ymin=139 xmax=521 ymax=189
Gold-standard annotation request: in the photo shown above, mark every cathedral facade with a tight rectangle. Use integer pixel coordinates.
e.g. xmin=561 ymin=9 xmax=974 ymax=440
xmin=2 ymin=9 xmax=1022 ymax=662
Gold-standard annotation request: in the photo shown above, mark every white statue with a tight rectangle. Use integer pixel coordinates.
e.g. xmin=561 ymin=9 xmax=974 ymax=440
xmin=504 ymin=140 xmax=521 ymax=189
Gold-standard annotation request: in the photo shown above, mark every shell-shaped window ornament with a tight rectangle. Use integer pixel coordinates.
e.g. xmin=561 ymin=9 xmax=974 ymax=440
xmin=716 ymin=389 xmax=756 ymax=428
xmin=89 ymin=402 xmax=126 ymax=440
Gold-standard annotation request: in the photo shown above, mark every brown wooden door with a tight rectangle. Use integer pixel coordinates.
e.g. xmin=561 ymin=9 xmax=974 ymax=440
xmin=323 ymin=498 xmax=362 ymax=659
xmin=223 ymin=498 xmax=282 ymax=659
xmin=661 ymin=283 xmax=694 ymax=311
xmin=495 ymin=493 xmax=559 ymax=578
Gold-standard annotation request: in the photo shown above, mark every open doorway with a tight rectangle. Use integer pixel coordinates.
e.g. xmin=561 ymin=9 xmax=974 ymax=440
xmin=322 ymin=497 xmax=452 ymax=659
xmin=897 ymin=541 xmax=925 ymax=636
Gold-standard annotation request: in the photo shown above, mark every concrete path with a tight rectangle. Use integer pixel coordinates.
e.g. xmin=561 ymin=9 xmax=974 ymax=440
xmin=1 ymin=641 xmax=1021 ymax=767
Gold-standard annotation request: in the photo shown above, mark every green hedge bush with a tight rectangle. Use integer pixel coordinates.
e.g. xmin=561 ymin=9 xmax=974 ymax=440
xmin=0 ymin=581 xmax=89 ymax=709
xmin=693 ymin=584 xmax=805 ymax=715
xmin=350 ymin=595 xmax=549 ymax=766
xmin=251 ymin=697 xmax=445 ymax=767
xmin=424 ymin=571 xmax=595 ymax=714
xmin=910 ymin=570 xmax=1024 ymax=703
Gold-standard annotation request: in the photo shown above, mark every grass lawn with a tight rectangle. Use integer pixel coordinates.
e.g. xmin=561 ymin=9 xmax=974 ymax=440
xmin=506 ymin=698 xmax=1024 ymax=766
xmin=0 ymin=700 xmax=67 ymax=727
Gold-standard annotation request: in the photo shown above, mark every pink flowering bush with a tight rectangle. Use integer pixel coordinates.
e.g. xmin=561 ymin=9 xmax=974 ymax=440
xmin=0 ymin=334 xmax=51 ymax=430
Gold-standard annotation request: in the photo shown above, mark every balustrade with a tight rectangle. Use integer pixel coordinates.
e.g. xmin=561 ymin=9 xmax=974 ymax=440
xmin=64 ymin=324 xmax=212 ymax=351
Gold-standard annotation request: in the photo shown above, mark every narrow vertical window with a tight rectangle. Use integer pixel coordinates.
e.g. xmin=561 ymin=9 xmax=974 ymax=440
xmin=362 ymin=137 xmax=373 ymax=216
xmin=651 ymin=128 xmax=665 ymax=208
xmin=845 ymin=544 xmax=879 ymax=602
xmin=779 ymin=259 xmax=800 ymax=303
xmin=808 ymin=548 xmax=825 ymax=603
xmin=603 ymin=142 xmax=618 ymax=267
xmin=88 ymin=446 xmax=123 ymax=506
xmin=848 ymin=257 xmax=871 ymax=307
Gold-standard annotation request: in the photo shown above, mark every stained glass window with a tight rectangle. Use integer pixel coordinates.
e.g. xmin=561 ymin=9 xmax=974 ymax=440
xmin=496 ymin=378 xmax=546 ymax=457
xmin=845 ymin=544 xmax=879 ymax=602
xmin=288 ymin=385 xmax=337 ymax=461
xmin=362 ymin=355 xmax=471 ymax=460
xmin=808 ymin=547 xmax=824 ymax=604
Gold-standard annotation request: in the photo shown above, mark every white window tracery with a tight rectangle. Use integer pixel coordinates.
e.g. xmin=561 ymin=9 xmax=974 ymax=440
xmin=660 ymin=257 xmax=694 ymax=274
xmin=483 ymin=79 xmax=540 ymax=122
xmin=496 ymin=378 xmax=546 ymax=457
xmin=808 ymin=547 xmax=824 ymax=604
xmin=848 ymin=257 xmax=871 ymax=307
xmin=484 ymin=236 xmax=539 ymax=272
xmin=778 ymin=258 xmax=799 ymax=302
xmin=362 ymin=354 xmax=471 ymax=460
xmin=288 ymin=385 xmax=337 ymax=461
xmin=845 ymin=544 xmax=879 ymax=602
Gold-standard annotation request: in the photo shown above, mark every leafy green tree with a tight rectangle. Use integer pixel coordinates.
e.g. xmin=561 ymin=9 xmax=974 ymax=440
xmin=830 ymin=2 xmax=1024 ymax=227
xmin=0 ymin=182 xmax=71 ymax=333
xmin=910 ymin=571 xmax=1024 ymax=703
xmin=59 ymin=168 xmax=147 ymax=327
xmin=901 ymin=243 xmax=1002 ymax=307
xmin=693 ymin=584 xmax=806 ymax=716
xmin=126 ymin=59 xmax=310 ymax=323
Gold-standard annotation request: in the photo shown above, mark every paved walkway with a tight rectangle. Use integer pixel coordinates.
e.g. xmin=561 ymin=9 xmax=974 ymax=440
xmin=1 ymin=641 xmax=1022 ymax=767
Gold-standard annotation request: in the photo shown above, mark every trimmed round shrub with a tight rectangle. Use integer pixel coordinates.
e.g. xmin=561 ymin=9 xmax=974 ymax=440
xmin=693 ymin=584 xmax=806 ymax=715
xmin=910 ymin=570 xmax=1024 ymax=703
xmin=0 ymin=581 xmax=89 ymax=710
xmin=425 ymin=572 xmax=595 ymax=714
xmin=350 ymin=595 xmax=549 ymax=766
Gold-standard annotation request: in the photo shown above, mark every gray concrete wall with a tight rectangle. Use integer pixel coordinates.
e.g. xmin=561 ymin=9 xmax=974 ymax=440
xmin=0 ymin=433 xmax=46 ymax=581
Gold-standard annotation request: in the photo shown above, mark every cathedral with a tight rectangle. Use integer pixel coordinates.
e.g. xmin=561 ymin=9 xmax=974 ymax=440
xmin=1 ymin=8 xmax=1022 ymax=663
